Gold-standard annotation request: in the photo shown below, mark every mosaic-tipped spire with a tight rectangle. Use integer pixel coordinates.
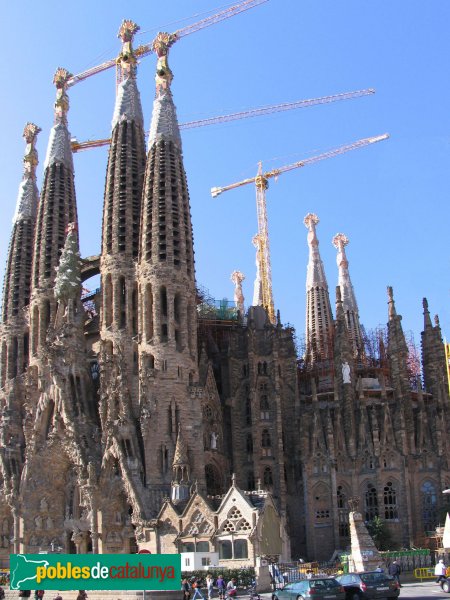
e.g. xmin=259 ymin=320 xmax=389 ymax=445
xmin=332 ymin=233 xmax=363 ymax=357
xmin=1 ymin=124 xmax=41 ymax=327
xmin=304 ymin=213 xmax=334 ymax=362
xmin=147 ymin=32 xmax=182 ymax=149
xmin=30 ymin=68 xmax=78 ymax=349
xmin=44 ymin=68 xmax=74 ymax=171
xmin=111 ymin=20 xmax=144 ymax=130
xmin=13 ymin=123 xmax=41 ymax=224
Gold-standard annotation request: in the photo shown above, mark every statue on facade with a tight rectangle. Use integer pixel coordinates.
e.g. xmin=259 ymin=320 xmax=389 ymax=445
xmin=342 ymin=361 xmax=351 ymax=384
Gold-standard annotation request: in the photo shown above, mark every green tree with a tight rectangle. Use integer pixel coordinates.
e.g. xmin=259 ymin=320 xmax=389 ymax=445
xmin=366 ymin=516 xmax=393 ymax=550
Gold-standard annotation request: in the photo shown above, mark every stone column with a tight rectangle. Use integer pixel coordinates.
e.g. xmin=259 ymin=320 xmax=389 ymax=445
xmin=348 ymin=497 xmax=384 ymax=572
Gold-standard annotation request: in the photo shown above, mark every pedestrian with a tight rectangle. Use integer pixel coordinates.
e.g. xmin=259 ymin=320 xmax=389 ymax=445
xmin=282 ymin=571 xmax=289 ymax=584
xmin=35 ymin=592 xmax=44 ymax=600
xmin=191 ymin=578 xmax=205 ymax=600
xmin=435 ymin=559 xmax=447 ymax=584
xmin=182 ymin=577 xmax=191 ymax=600
xmin=375 ymin=564 xmax=384 ymax=572
xmin=388 ymin=560 xmax=401 ymax=586
xmin=53 ymin=595 xmax=63 ymax=600
xmin=206 ymin=574 xmax=214 ymax=600
xmin=76 ymin=592 xmax=87 ymax=600
xmin=216 ymin=574 xmax=226 ymax=599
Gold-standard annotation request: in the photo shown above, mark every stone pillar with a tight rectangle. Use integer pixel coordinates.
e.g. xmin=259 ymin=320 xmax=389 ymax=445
xmin=255 ymin=557 xmax=273 ymax=593
xmin=348 ymin=497 xmax=384 ymax=572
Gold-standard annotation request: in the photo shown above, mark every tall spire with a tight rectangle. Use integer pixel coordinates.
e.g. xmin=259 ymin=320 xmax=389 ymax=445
xmin=2 ymin=124 xmax=41 ymax=324
xmin=421 ymin=297 xmax=447 ymax=397
xmin=13 ymin=123 xmax=41 ymax=224
xmin=304 ymin=213 xmax=334 ymax=363
xmin=0 ymin=124 xmax=41 ymax=384
xmin=386 ymin=286 xmax=410 ymax=397
xmin=137 ymin=42 xmax=204 ymax=512
xmin=30 ymin=69 xmax=78 ymax=358
xmin=332 ymin=233 xmax=363 ymax=357
xmin=101 ymin=20 xmax=146 ymax=263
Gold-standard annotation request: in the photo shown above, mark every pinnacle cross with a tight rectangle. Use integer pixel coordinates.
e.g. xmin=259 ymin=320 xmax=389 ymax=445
xmin=117 ymin=20 xmax=140 ymax=78
xmin=52 ymin=67 xmax=73 ymax=124
xmin=304 ymin=212 xmax=320 ymax=243
xmin=152 ymin=32 xmax=178 ymax=92
xmin=387 ymin=285 xmax=397 ymax=319
xmin=22 ymin=123 xmax=41 ymax=178
xmin=332 ymin=233 xmax=349 ymax=262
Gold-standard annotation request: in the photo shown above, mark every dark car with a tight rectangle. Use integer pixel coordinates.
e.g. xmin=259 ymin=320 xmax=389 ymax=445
xmin=441 ymin=578 xmax=450 ymax=593
xmin=336 ymin=571 xmax=400 ymax=600
xmin=272 ymin=577 xmax=346 ymax=600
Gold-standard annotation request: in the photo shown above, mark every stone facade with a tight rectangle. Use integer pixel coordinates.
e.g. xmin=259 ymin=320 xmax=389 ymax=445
xmin=0 ymin=21 xmax=449 ymax=567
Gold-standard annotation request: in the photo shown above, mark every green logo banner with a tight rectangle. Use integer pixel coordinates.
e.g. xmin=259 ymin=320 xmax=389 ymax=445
xmin=10 ymin=554 xmax=181 ymax=591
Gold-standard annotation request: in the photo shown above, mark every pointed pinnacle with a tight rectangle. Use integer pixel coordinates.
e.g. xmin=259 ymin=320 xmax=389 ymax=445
xmin=387 ymin=286 xmax=397 ymax=319
xmin=423 ymin=297 xmax=432 ymax=329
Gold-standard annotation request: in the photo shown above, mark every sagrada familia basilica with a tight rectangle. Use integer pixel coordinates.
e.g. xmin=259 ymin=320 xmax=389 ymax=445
xmin=0 ymin=18 xmax=449 ymax=565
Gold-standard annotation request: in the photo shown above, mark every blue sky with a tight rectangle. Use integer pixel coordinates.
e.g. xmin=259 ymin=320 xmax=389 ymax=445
xmin=0 ymin=0 xmax=448 ymax=352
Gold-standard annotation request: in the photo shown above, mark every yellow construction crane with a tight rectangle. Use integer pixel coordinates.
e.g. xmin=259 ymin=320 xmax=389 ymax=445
xmin=211 ymin=133 xmax=389 ymax=325
xmin=70 ymin=88 xmax=375 ymax=152
xmin=66 ymin=0 xmax=268 ymax=88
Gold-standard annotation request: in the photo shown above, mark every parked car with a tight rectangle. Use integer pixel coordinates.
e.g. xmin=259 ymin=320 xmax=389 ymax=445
xmin=272 ymin=577 xmax=346 ymax=599
xmin=335 ymin=571 xmax=400 ymax=600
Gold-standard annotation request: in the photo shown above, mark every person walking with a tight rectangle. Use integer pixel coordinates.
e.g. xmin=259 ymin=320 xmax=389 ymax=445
xmin=435 ymin=559 xmax=447 ymax=584
xmin=216 ymin=575 xmax=226 ymax=600
xmin=388 ymin=560 xmax=401 ymax=586
xmin=182 ymin=578 xmax=191 ymax=599
xmin=192 ymin=578 xmax=205 ymax=600
xmin=206 ymin=574 xmax=214 ymax=600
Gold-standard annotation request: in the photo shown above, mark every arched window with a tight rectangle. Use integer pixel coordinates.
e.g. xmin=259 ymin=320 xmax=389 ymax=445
xmin=262 ymin=430 xmax=271 ymax=447
xmin=245 ymin=397 xmax=252 ymax=426
xmin=196 ymin=541 xmax=209 ymax=552
xmin=263 ymin=466 xmax=273 ymax=486
xmin=233 ymin=539 xmax=248 ymax=559
xmin=247 ymin=472 xmax=255 ymax=490
xmin=260 ymin=395 xmax=270 ymax=420
xmin=383 ymin=481 xmax=398 ymax=520
xmin=219 ymin=540 xmax=232 ymax=559
xmin=337 ymin=486 xmax=349 ymax=537
xmin=118 ymin=276 xmax=126 ymax=329
xmin=181 ymin=542 xmax=195 ymax=552
xmin=421 ymin=481 xmax=437 ymax=532
xmin=261 ymin=429 xmax=272 ymax=456
xmin=205 ymin=464 xmax=222 ymax=496
xmin=365 ymin=484 xmax=379 ymax=521
xmin=246 ymin=434 xmax=253 ymax=455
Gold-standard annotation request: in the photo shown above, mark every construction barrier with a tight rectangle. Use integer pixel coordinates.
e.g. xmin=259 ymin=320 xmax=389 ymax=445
xmin=413 ymin=567 xmax=435 ymax=581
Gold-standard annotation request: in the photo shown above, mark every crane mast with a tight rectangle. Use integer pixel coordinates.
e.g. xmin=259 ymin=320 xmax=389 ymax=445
xmin=211 ymin=133 xmax=389 ymax=324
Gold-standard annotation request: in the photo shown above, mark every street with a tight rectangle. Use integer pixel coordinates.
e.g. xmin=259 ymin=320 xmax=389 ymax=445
xmin=258 ymin=581 xmax=450 ymax=600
